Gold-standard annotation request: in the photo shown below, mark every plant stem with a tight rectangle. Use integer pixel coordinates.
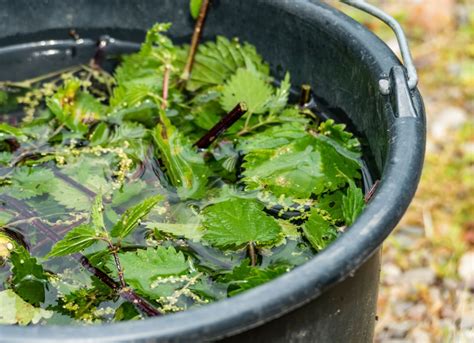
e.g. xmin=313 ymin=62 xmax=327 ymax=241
xmin=181 ymin=0 xmax=212 ymax=83
xmin=90 ymin=36 xmax=110 ymax=70
xmin=194 ymin=102 xmax=248 ymax=149
xmin=243 ymin=110 xmax=255 ymax=131
xmin=161 ymin=65 xmax=171 ymax=110
xmin=106 ymin=240 xmax=127 ymax=288
xmin=299 ymin=84 xmax=312 ymax=107
xmin=237 ymin=117 xmax=279 ymax=136
xmin=248 ymin=241 xmax=257 ymax=267
xmin=0 ymin=66 xmax=83 ymax=89
xmin=0 ymin=194 xmax=161 ymax=317
xmin=364 ymin=179 xmax=380 ymax=203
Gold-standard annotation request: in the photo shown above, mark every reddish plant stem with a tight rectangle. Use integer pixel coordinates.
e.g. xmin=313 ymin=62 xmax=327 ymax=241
xmin=194 ymin=102 xmax=248 ymax=149
xmin=106 ymin=240 xmax=127 ymax=288
xmin=90 ymin=36 xmax=110 ymax=69
xmin=181 ymin=0 xmax=212 ymax=82
xmin=0 ymin=194 xmax=161 ymax=317
xmin=77 ymin=254 xmax=118 ymax=290
xmin=364 ymin=179 xmax=380 ymax=203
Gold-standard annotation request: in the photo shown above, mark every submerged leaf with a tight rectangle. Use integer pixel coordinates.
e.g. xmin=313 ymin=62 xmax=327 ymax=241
xmin=3 ymin=167 xmax=55 ymax=200
xmin=220 ymin=259 xmax=289 ymax=296
xmin=47 ymin=78 xmax=104 ymax=133
xmin=110 ymin=194 xmax=163 ymax=238
xmin=118 ymin=247 xmax=189 ymax=297
xmin=147 ymin=222 xmax=203 ymax=242
xmin=242 ymin=133 xmax=361 ymax=199
xmin=202 ymin=198 xmax=282 ymax=248
xmin=10 ymin=247 xmax=48 ymax=306
xmin=0 ymin=289 xmax=53 ymax=325
xmin=302 ymin=209 xmax=338 ymax=251
xmin=318 ymin=119 xmax=361 ymax=153
xmin=342 ymin=180 xmax=365 ymax=226
xmin=152 ymin=114 xmax=210 ymax=199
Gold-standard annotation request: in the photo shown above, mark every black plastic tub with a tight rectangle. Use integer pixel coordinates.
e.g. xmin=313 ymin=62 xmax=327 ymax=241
xmin=0 ymin=0 xmax=425 ymax=342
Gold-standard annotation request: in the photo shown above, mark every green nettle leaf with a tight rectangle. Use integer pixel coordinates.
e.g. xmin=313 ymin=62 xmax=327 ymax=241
xmin=175 ymin=36 xmax=270 ymax=91
xmin=118 ymin=247 xmax=189 ymax=297
xmin=111 ymin=181 xmax=147 ymax=206
xmin=238 ymin=121 xmax=308 ymax=153
xmin=10 ymin=247 xmax=48 ymax=306
xmin=89 ymin=122 xmax=110 ymax=146
xmin=202 ymin=198 xmax=282 ymax=248
xmin=242 ymin=134 xmax=361 ymax=199
xmin=47 ymin=78 xmax=104 ymax=133
xmin=342 ymin=180 xmax=365 ymax=226
xmin=0 ymin=90 xmax=8 ymax=105
xmin=318 ymin=119 xmax=361 ymax=153
xmin=110 ymin=194 xmax=163 ymax=238
xmin=189 ymin=0 xmax=203 ymax=19
xmin=0 ymin=289 xmax=53 ymax=325
xmin=147 ymin=222 xmax=204 ymax=242
xmin=220 ymin=259 xmax=289 ymax=296
xmin=0 ymin=151 xmax=12 ymax=166
xmin=47 ymin=224 xmax=100 ymax=258
xmin=91 ymin=194 xmax=106 ymax=231
xmin=220 ymin=68 xmax=273 ymax=115
xmin=0 ymin=211 xmax=14 ymax=226
xmin=4 ymin=167 xmax=55 ymax=200
xmin=49 ymin=178 xmax=91 ymax=211
xmin=152 ymin=114 xmax=210 ymax=200
xmin=61 ymin=155 xmax=112 ymax=195
xmin=302 ymin=209 xmax=338 ymax=251
xmin=315 ymin=191 xmax=345 ymax=223
xmin=0 ymin=122 xmax=27 ymax=141
xmin=267 ymin=72 xmax=291 ymax=115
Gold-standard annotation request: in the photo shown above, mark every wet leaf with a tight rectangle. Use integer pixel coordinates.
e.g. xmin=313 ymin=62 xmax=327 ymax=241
xmin=110 ymin=194 xmax=163 ymax=238
xmin=0 ymin=289 xmax=53 ymax=325
xmin=202 ymin=198 xmax=282 ymax=248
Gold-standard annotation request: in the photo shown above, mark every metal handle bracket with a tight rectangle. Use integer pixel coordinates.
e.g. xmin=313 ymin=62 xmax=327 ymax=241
xmin=340 ymin=0 xmax=418 ymax=95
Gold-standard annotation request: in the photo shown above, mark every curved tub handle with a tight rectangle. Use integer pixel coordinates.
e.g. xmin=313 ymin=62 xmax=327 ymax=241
xmin=340 ymin=0 xmax=418 ymax=95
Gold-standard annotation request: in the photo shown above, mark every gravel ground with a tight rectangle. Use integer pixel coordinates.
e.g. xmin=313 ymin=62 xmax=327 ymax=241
xmin=329 ymin=1 xmax=473 ymax=341
xmin=334 ymin=1 xmax=474 ymax=341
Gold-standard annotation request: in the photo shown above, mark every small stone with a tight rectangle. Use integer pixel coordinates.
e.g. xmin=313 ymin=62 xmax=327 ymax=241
xmin=384 ymin=321 xmax=412 ymax=339
xmin=400 ymin=268 xmax=436 ymax=287
xmin=459 ymin=309 xmax=474 ymax=330
xmin=407 ymin=303 xmax=427 ymax=321
xmin=442 ymin=278 xmax=458 ymax=290
xmin=431 ymin=106 xmax=467 ymax=141
xmin=394 ymin=302 xmax=413 ymax=318
xmin=410 ymin=328 xmax=431 ymax=343
xmin=383 ymin=263 xmax=402 ymax=285
xmin=458 ymin=252 xmax=474 ymax=290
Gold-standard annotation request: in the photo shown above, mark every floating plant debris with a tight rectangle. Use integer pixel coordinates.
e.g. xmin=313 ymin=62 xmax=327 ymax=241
xmin=0 ymin=17 xmax=366 ymax=325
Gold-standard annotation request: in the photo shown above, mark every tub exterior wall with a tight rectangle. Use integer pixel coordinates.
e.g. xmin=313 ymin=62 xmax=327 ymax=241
xmin=219 ymin=250 xmax=380 ymax=343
